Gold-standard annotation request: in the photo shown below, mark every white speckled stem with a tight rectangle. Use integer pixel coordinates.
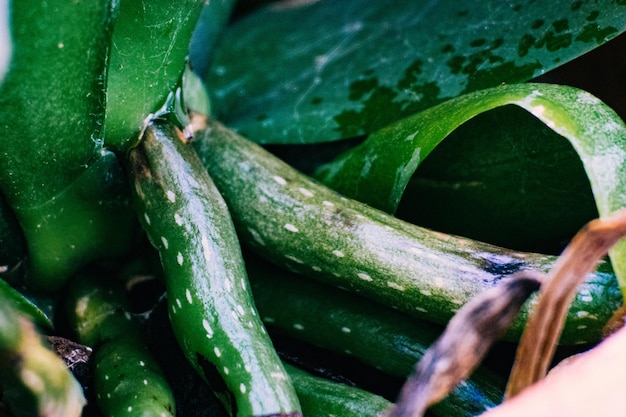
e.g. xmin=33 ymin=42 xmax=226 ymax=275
xmin=128 ymin=120 xmax=301 ymax=417
xmin=194 ymin=119 xmax=622 ymax=345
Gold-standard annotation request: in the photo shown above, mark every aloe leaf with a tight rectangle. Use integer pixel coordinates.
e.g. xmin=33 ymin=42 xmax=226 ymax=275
xmin=104 ymin=0 xmax=203 ymax=150
xmin=207 ymin=0 xmax=626 ymax=144
xmin=315 ymin=82 xmax=626 ymax=293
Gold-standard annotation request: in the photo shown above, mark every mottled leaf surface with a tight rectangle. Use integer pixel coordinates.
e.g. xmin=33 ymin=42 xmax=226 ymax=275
xmin=207 ymin=0 xmax=626 ymax=144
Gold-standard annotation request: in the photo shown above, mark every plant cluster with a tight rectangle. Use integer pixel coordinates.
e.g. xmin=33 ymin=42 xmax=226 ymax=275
xmin=1 ymin=1 xmax=626 ymax=416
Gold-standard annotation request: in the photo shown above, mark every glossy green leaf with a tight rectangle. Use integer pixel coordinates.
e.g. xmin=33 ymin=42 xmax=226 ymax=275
xmin=0 ymin=0 xmax=112 ymax=208
xmin=104 ymin=0 xmax=203 ymax=150
xmin=19 ymin=151 xmax=137 ymax=291
xmin=0 ymin=278 xmax=52 ymax=330
xmin=207 ymin=0 xmax=626 ymax=144
xmin=315 ymin=82 xmax=626 ymax=292
xmin=0 ymin=1 xmax=134 ymax=290
xmin=188 ymin=0 xmax=237 ymax=78
xmin=397 ymin=106 xmax=598 ymax=253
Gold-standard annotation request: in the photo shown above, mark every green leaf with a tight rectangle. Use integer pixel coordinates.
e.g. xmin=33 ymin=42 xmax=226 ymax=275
xmin=0 ymin=1 xmax=131 ymax=290
xmin=104 ymin=0 xmax=203 ymax=150
xmin=19 ymin=151 xmax=137 ymax=291
xmin=0 ymin=0 xmax=112 ymax=207
xmin=188 ymin=0 xmax=237 ymax=78
xmin=397 ymin=106 xmax=598 ymax=253
xmin=315 ymin=82 xmax=626 ymax=292
xmin=0 ymin=278 xmax=53 ymax=330
xmin=207 ymin=0 xmax=626 ymax=144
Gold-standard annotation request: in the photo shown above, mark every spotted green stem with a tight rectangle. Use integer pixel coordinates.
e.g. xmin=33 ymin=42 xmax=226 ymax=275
xmin=247 ymin=255 xmax=505 ymax=417
xmin=194 ymin=119 xmax=622 ymax=345
xmin=283 ymin=362 xmax=392 ymax=417
xmin=127 ymin=120 xmax=302 ymax=417
xmin=65 ymin=270 xmax=175 ymax=417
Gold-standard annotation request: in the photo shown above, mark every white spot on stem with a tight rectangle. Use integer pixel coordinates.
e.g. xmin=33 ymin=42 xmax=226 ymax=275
xmin=248 ymin=228 xmax=265 ymax=246
xmin=357 ymin=272 xmax=373 ymax=281
xmin=298 ymin=187 xmax=314 ymax=197
xmin=202 ymin=235 xmax=211 ymax=261
xmin=272 ymin=175 xmax=287 ymax=186
xmin=285 ymin=254 xmax=304 ymax=264
xmin=203 ymin=319 xmax=213 ymax=338
xmin=387 ymin=281 xmax=405 ymax=291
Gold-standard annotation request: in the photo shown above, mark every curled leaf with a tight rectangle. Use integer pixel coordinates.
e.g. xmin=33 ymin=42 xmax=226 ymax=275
xmin=316 ymin=83 xmax=626 ymax=293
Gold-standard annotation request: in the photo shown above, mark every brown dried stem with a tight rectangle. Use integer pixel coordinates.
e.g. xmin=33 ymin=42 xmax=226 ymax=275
xmin=389 ymin=270 xmax=543 ymax=417
xmin=505 ymin=209 xmax=626 ymax=399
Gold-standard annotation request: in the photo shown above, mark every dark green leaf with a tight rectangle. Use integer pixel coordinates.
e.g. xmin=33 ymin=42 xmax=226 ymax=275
xmin=207 ymin=0 xmax=626 ymax=144
xmin=188 ymin=0 xmax=238 ymax=78
xmin=104 ymin=0 xmax=203 ymax=150
xmin=397 ymin=106 xmax=598 ymax=253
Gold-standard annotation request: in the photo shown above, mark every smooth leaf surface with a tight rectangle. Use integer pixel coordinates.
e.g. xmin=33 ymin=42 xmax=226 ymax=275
xmin=0 ymin=0 xmax=111 ymax=206
xmin=315 ymin=82 xmax=626 ymax=291
xmin=0 ymin=1 xmax=135 ymax=289
xmin=207 ymin=0 xmax=626 ymax=144
xmin=104 ymin=0 xmax=203 ymax=150
xmin=188 ymin=0 xmax=237 ymax=78
xmin=397 ymin=106 xmax=598 ymax=253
